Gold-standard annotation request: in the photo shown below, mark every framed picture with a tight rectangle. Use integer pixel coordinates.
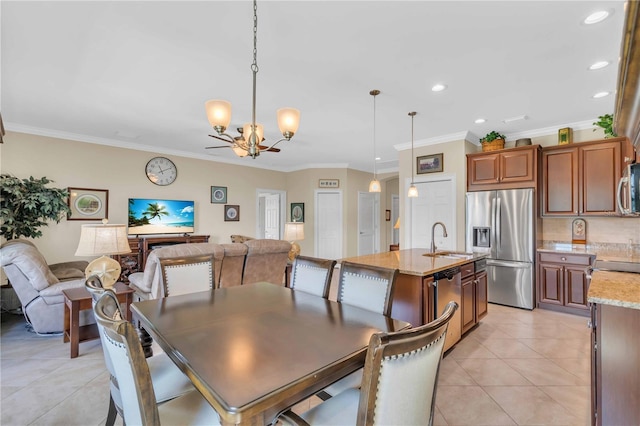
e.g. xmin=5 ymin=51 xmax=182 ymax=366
xmin=291 ymin=202 xmax=305 ymax=222
xmin=224 ymin=205 xmax=240 ymax=222
xmin=558 ymin=127 xmax=573 ymax=145
xmin=417 ymin=153 xmax=443 ymax=174
xmin=68 ymin=187 xmax=108 ymax=221
xmin=211 ymin=186 xmax=227 ymax=204
xmin=318 ymin=179 xmax=340 ymax=188
xmin=385 ymin=210 xmax=391 ymax=221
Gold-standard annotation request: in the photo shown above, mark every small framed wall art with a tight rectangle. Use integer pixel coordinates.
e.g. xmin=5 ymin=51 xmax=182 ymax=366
xmin=385 ymin=210 xmax=391 ymax=221
xmin=417 ymin=153 xmax=443 ymax=174
xmin=211 ymin=186 xmax=227 ymax=204
xmin=224 ymin=205 xmax=240 ymax=222
xmin=68 ymin=187 xmax=109 ymax=221
xmin=558 ymin=127 xmax=573 ymax=145
xmin=291 ymin=203 xmax=305 ymax=222
xmin=318 ymin=179 xmax=339 ymax=188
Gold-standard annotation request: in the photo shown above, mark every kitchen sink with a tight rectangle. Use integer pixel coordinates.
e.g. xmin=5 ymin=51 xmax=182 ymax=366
xmin=423 ymin=251 xmax=474 ymax=259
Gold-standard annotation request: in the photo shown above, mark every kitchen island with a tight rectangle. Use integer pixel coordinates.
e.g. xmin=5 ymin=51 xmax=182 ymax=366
xmin=340 ymin=249 xmax=487 ymax=351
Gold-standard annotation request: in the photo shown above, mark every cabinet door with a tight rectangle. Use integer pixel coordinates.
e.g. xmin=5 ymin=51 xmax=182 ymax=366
xmin=475 ymin=271 xmax=488 ymax=321
xmin=468 ymin=154 xmax=500 ymax=186
xmin=461 ymin=276 xmax=476 ymax=334
xmin=542 ymin=147 xmax=578 ymax=215
xmin=564 ymin=266 xmax=590 ymax=310
xmin=580 ymin=141 xmax=621 ymax=215
xmin=500 ymin=148 xmax=535 ymax=183
xmin=538 ymin=263 xmax=564 ymax=305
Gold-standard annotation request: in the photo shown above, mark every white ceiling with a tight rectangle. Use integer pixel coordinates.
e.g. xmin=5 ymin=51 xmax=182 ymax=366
xmin=1 ymin=1 xmax=626 ymax=173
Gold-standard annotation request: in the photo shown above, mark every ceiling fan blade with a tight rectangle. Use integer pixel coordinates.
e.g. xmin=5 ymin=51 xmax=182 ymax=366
xmin=208 ymin=134 xmax=234 ymax=144
xmin=205 ymin=145 xmax=232 ymax=149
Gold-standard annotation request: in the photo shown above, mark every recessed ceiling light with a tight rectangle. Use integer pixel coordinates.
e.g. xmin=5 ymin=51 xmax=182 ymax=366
xmin=592 ymin=91 xmax=610 ymax=98
xmin=589 ymin=61 xmax=610 ymax=70
xmin=584 ymin=10 xmax=609 ymax=25
xmin=375 ymin=157 xmax=381 ymax=161
xmin=431 ymin=84 xmax=447 ymax=92
xmin=474 ymin=118 xmax=486 ymax=124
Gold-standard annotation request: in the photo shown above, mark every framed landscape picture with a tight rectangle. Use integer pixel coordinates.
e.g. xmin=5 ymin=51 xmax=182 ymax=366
xmin=417 ymin=153 xmax=443 ymax=174
xmin=68 ymin=187 xmax=108 ymax=220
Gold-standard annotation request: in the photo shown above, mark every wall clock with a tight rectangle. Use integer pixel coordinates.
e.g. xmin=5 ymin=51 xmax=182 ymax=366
xmin=145 ymin=157 xmax=177 ymax=186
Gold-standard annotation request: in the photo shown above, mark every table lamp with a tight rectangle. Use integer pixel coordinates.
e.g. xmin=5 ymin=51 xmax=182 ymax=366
xmin=283 ymin=222 xmax=305 ymax=261
xmin=75 ymin=220 xmax=131 ymax=288
xmin=394 ymin=218 xmax=400 ymax=229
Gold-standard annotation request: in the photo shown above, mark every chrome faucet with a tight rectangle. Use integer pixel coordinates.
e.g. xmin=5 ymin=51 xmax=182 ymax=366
xmin=430 ymin=222 xmax=448 ymax=253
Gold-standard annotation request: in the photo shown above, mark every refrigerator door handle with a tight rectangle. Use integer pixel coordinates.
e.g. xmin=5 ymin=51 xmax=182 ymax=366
xmin=486 ymin=259 xmax=530 ymax=268
xmin=496 ymin=196 xmax=502 ymax=250
xmin=491 ymin=196 xmax=497 ymax=255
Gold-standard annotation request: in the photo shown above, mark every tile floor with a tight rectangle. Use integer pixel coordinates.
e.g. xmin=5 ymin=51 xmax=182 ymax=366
xmin=0 ymin=303 xmax=592 ymax=425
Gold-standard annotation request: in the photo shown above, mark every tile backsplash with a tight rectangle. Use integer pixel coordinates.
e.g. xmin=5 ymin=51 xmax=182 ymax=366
xmin=542 ymin=217 xmax=640 ymax=245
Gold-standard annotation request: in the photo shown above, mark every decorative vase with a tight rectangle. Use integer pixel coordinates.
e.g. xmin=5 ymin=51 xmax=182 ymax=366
xmin=482 ymin=138 xmax=505 ymax=152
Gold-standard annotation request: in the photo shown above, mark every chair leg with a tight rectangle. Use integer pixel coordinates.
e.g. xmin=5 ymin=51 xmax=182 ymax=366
xmin=105 ymin=393 xmax=117 ymax=426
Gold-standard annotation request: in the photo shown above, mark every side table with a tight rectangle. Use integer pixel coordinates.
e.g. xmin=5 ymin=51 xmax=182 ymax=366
xmin=62 ymin=282 xmax=134 ymax=358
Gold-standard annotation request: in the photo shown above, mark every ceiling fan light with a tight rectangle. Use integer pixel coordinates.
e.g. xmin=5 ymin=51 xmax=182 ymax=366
xmin=205 ymin=100 xmax=232 ymax=131
xmin=408 ymin=184 xmax=419 ymax=198
xmin=369 ymin=179 xmax=381 ymax=193
xmin=277 ymin=108 xmax=300 ymax=138
xmin=243 ymin=122 xmax=265 ymax=144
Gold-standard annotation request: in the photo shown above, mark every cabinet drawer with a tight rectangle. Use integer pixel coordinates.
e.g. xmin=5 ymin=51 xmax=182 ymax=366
xmin=460 ymin=262 xmax=475 ymax=278
xmin=538 ymin=252 xmax=593 ymax=266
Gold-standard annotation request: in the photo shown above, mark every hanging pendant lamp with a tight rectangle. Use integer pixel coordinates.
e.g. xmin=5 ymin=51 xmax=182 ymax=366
xmin=368 ymin=90 xmax=381 ymax=193
xmin=408 ymin=111 xmax=419 ymax=198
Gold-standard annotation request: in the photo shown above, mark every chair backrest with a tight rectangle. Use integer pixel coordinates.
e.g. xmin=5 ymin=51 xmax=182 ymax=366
xmin=290 ymin=256 xmax=336 ymax=299
xmin=218 ymin=243 xmax=248 ymax=288
xmin=159 ymin=254 xmax=215 ymax=297
xmin=357 ymin=301 xmax=458 ymax=426
xmin=94 ymin=290 xmax=160 ymax=425
xmin=337 ymin=261 xmax=398 ymax=316
xmin=242 ymin=239 xmax=291 ymax=285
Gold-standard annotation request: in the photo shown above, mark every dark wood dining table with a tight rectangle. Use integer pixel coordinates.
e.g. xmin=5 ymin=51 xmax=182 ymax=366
xmin=131 ymin=282 xmax=410 ymax=426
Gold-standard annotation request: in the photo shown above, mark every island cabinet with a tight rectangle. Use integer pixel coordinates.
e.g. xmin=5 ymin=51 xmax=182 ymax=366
xmin=467 ymin=145 xmax=540 ymax=192
xmin=542 ymin=138 xmax=628 ymax=216
xmin=537 ymin=251 xmax=594 ymax=315
xmin=591 ymin=303 xmax=640 ymax=425
xmin=391 ymin=274 xmax=433 ymax=327
xmin=460 ymin=262 xmax=488 ymax=334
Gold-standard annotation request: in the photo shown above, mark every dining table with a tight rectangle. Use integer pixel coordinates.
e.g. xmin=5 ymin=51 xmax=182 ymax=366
xmin=131 ymin=281 xmax=410 ymax=426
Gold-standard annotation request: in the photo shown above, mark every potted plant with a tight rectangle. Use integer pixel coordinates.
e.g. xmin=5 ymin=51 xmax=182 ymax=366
xmin=0 ymin=174 xmax=71 ymax=240
xmin=593 ymin=114 xmax=617 ymax=139
xmin=480 ymin=131 xmax=506 ymax=152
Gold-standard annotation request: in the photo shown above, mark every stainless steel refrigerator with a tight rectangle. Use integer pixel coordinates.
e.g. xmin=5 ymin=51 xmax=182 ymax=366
xmin=465 ymin=188 xmax=535 ymax=309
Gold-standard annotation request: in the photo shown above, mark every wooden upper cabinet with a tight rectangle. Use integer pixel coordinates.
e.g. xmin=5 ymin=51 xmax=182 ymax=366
xmin=467 ymin=145 xmax=539 ymax=191
xmin=542 ymin=137 xmax=627 ymax=216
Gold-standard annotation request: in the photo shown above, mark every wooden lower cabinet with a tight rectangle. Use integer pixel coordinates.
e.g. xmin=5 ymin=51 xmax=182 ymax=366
xmin=537 ymin=251 xmax=594 ymax=315
xmin=476 ymin=270 xmax=488 ymax=320
xmin=460 ymin=262 xmax=488 ymax=334
xmin=592 ymin=303 xmax=640 ymax=425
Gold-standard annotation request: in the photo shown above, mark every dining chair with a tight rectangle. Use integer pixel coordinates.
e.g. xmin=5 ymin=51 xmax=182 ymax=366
xmin=85 ymin=276 xmax=194 ymax=426
xmin=159 ymin=254 xmax=215 ymax=297
xmin=317 ymin=261 xmax=399 ymax=399
xmin=290 ymin=256 xmax=336 ymax=299
xmin=93 ymin=288 xmax=221 ymax=425
xmin=278 ymin=301 xmax=458 ymax=426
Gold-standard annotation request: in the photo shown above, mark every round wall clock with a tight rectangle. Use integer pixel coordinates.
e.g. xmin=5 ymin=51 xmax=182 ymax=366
xmin=145 ymin=157 xmax=177 ymax=186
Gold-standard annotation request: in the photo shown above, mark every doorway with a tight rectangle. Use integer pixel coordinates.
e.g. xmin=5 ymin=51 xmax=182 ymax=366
xmin=256 ymin=189 xmax=286 ymax=239
xmin=315 ymin=190 xmax=343 ymax=259
xmin=358 ymin=191 xmax=379 ymax=255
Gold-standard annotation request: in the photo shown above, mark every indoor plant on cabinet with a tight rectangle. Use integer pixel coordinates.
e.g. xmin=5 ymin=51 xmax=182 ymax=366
xmin=480 ymin=131 xmax=506 ymax=152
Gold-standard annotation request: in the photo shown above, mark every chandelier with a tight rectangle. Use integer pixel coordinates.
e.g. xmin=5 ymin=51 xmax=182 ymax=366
xmin=205 ymin=0 xmax=300 ymax=159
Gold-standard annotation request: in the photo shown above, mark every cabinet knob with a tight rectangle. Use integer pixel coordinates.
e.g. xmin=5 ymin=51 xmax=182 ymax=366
xmin=587 ymin=319 xmax=593 ymax=329
xmin=561 ymin=257 xmax=567 ymax=261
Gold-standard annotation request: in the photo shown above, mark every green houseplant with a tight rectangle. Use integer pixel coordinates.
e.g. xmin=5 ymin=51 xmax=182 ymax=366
xmin=0 ymin=174 xmax=71 ymax=240
xmin=593 ymin=114 xmax=617 ymax=138
xmin=480 ymin=131 xmax=506 ymax=152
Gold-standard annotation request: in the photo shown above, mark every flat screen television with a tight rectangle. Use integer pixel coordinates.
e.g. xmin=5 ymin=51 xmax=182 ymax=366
xmin=128 ymin=198 xmax=195 ymax=236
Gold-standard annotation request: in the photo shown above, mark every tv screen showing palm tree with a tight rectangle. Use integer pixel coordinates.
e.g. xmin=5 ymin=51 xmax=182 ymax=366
xmin=128 ymin=198 xmax=195 ymax=235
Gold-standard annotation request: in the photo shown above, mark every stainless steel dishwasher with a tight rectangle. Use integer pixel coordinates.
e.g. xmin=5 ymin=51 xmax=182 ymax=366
xmin=433 ymin=266 xmax=462 ymax=352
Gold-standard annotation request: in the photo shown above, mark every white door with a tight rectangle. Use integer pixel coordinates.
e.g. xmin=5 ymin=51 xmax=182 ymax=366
xmin=405 ymin=176 xmax=456 ymax=250
xmin=391 ymin=194 xmax=399 ymax=245
xmin=264 ymin=194 xmax=280 ymax=239
xmin=358 ymin=191 xmax=379 ymax=255
xmin=315 ymin=190 xmax=343 ymax=259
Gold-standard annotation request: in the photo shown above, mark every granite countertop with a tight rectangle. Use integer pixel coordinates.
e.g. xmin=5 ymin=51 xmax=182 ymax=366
xmin=340 ymin=249 xmax=486 ymax=277
xmin=538 ymin=241 xmax=640 ymax=263
xmin=588 ymin=270 xmax=640 ymax=310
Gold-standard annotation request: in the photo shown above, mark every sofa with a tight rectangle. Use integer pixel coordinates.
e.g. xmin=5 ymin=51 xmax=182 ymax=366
xmin=128 ymin=239 xmax=291 ymax=300
xmin=0 ymin=239 xmax=91 ymax=334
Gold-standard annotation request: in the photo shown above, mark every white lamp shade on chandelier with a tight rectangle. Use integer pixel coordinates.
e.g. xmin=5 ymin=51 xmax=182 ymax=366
xmin=75 ymin=222 xmax=131 ymax=288
xmin=242 ymin=123 xmax=265 ymax=144
xmin=277 ymin=108 xmax=301 ymax=137
xmin=205 ymin=100 xmax=232 ymax=131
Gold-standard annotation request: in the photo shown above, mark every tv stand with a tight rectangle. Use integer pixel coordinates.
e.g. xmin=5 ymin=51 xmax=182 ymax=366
xmin=112 ymin=234 xmax=210 ymax=282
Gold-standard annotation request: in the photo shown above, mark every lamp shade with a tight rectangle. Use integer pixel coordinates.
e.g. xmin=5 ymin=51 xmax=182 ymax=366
xmin=283 ymin=222 xmax=305 ymax=241
xmin=242 ymin=122 xmax=265 ymax=144
xmin=394 ymin=217 xmax=400 ymax=229
xmin=368 ymin=179 xmax=381 ymax=193
xmin=75 ymin=224 xmax=131 ymax=256
xmin=408 ymin=184 xmax=419 ymax=198
xmin=277 ymin=108 xmax=300 ymax=137
xmin=205 ymin=100 xmax=232 ymax=130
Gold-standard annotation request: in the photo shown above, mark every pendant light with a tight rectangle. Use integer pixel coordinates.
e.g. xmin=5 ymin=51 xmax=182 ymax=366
xmin=408 ymin=111 xmax=419 ymax=198
xmin=368 ymin=90 xmax=381 ymax=193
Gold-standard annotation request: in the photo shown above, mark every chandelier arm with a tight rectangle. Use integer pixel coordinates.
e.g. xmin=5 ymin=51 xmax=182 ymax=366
xmin=260 ymin=137 xmax=289 ymax=151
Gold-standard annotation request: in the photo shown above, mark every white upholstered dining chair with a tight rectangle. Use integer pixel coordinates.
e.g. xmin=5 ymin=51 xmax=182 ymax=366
xmin=159 ymin=254 xmax=215 ymax=297
xmin=279 ymin=301 xmax=458 ymax=426
xmin=318 ymin=261 xmax=399 ymax=399
xmin=289 ymin=256 xmax=336 ymax=299
xmin=93 ymin=288 xmax=221 ymax=426
xmin=85 ymin=276 xmax=195 ymax=426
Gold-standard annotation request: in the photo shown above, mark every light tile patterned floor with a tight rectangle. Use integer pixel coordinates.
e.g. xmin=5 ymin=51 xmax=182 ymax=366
xmin=0 ymin=303 xmax=592 ymax=425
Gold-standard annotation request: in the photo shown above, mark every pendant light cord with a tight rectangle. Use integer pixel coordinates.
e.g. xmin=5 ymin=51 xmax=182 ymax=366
xmin=410 ymin=112 xmax=416 ymax=183
xmin=249 ymin=0 xmax=259 ymax=155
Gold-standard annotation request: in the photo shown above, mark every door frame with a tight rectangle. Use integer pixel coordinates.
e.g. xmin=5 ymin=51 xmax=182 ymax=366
xmin=255 ymin=188 xmax=287 ymax=239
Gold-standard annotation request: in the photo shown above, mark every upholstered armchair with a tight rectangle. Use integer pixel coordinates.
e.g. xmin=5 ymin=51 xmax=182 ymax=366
xmin=242 ymin=239 xmax=291 ymax=285
xmin=0 ymin=239 xmax=90 ymax=334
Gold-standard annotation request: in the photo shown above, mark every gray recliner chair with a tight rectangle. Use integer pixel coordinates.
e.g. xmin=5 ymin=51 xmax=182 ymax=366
xmin=0 ymin=239 xmax=91 ymax=334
